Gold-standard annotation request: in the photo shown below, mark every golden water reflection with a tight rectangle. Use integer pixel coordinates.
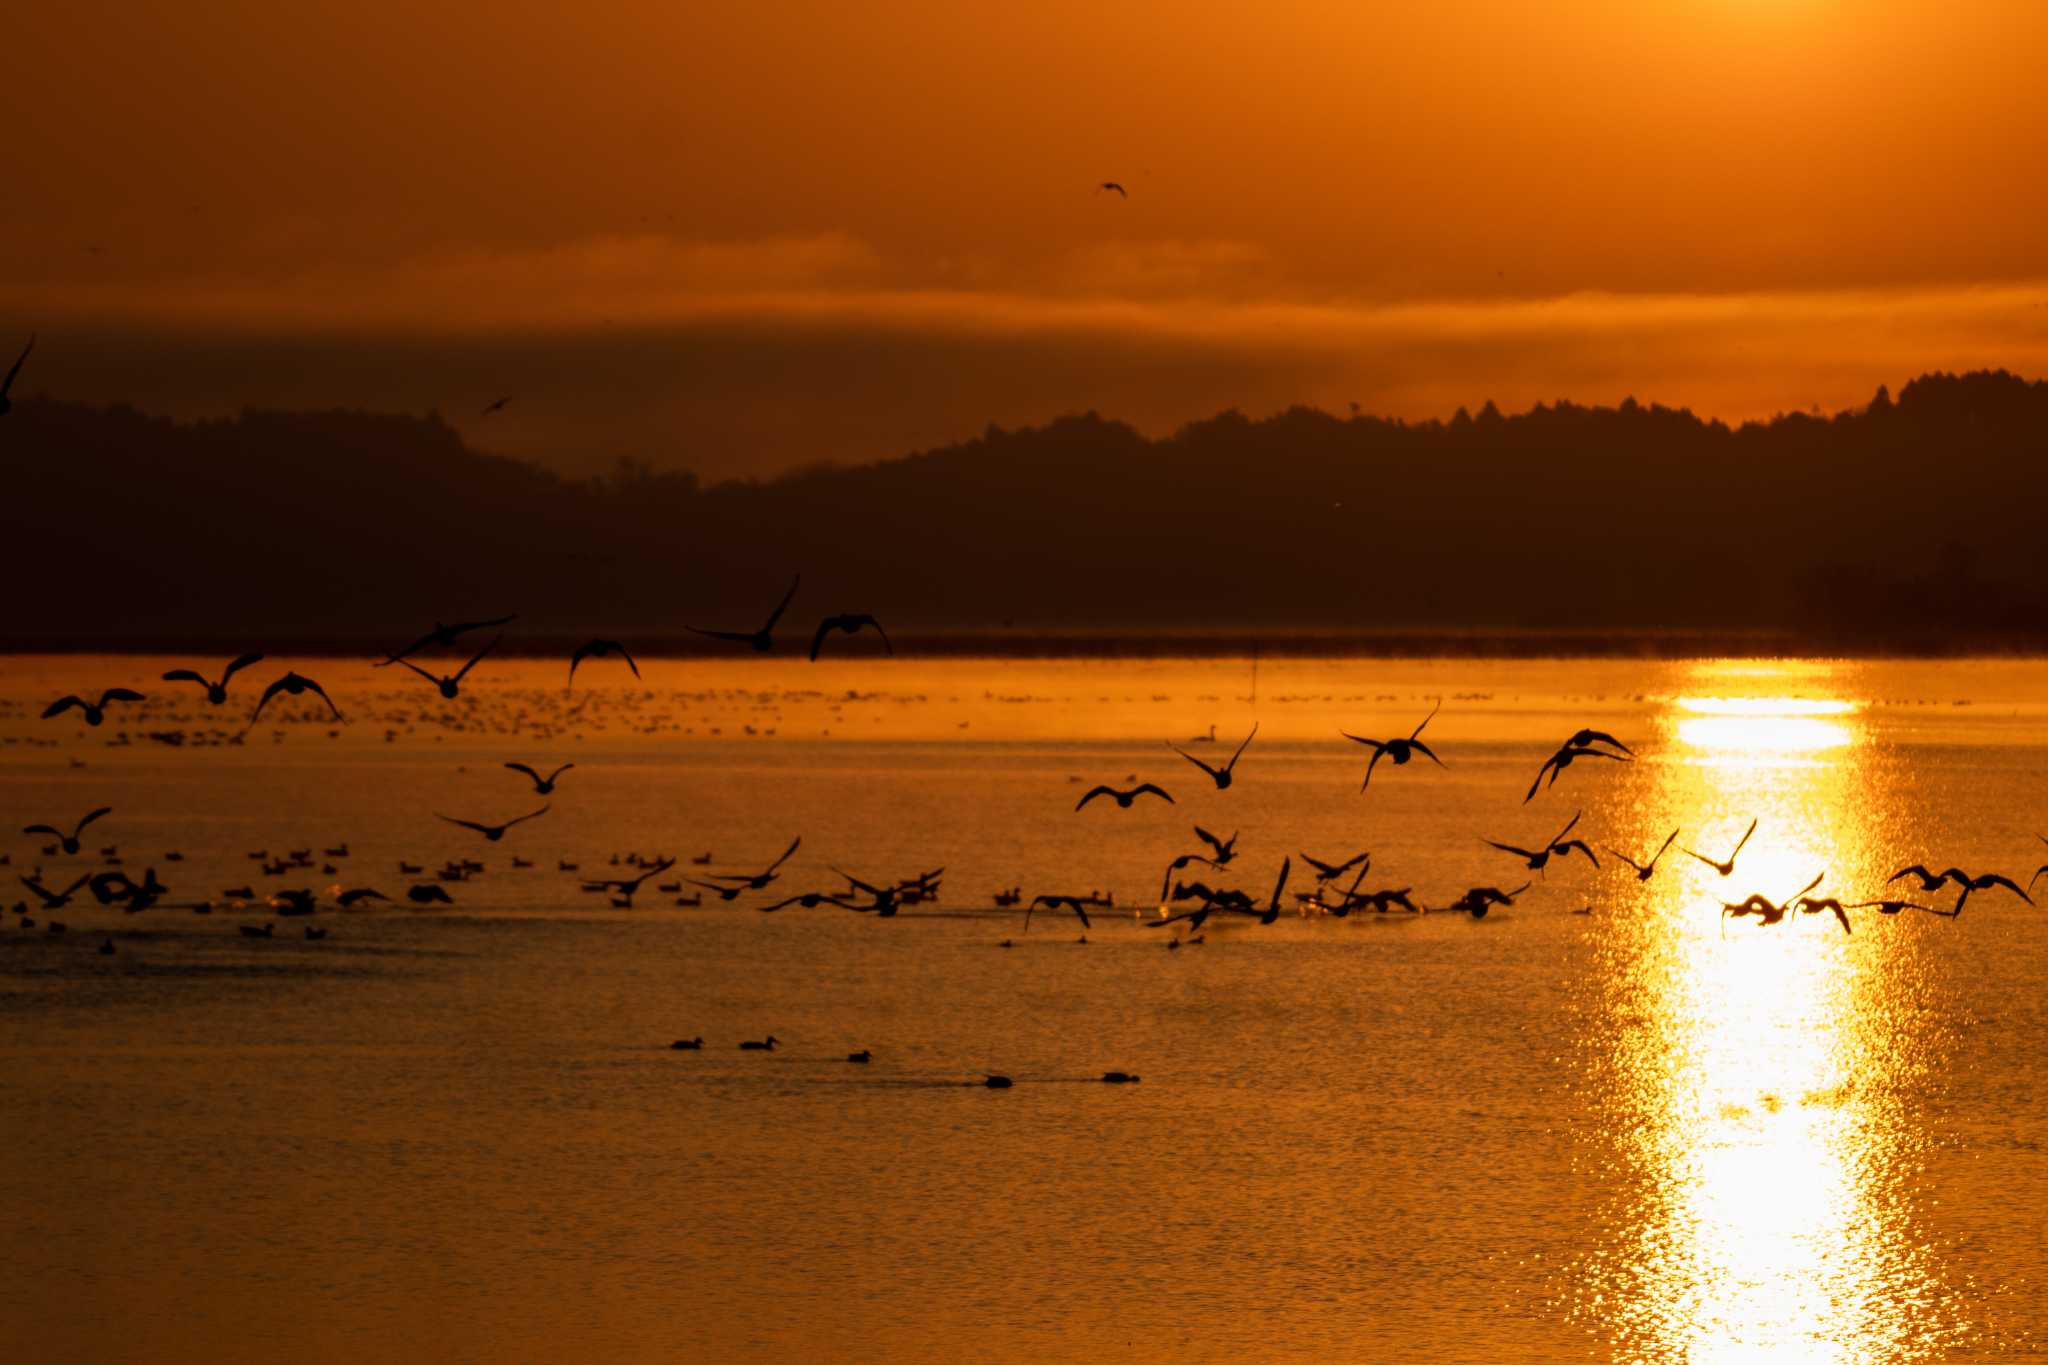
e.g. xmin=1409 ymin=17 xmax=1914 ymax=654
xmin=1590 ymin=664 xmax=1949 ymax=1361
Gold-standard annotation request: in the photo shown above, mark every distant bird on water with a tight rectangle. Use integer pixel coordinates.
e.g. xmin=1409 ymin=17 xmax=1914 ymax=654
xmin=690 ymin=574 xmax=801 ymax=652
xmin=43 ymin=689 xmax=144 ymax=727
xmin=161 ymin=652 xmax=264 ymax=705
xmin=251 ymin=672 xmax=342 ymax=723
xmin=437 ymin=806 xmax=549 ymax=842
xmin=505 ymin=761 xmax=574 ymax=795
xmin=568 ymin=638 xmax=640 ymax=685
xmin=23 ymin=806 xmax=111 ymax=855
xmin=0 ymin=333 xmax=32 ymax=416
xmin=378 ymin=615 xmax=516 ymax=667
xmin=1170 ymin=722 xmax=1256 ymax=790
xmin=1342 ymin=700 xmax=1445 ymax=790
xmin=394 ymin=634 xmax=498 ymax=698
xmin=1685 ymin=817 xmax=1757 ymax=877
xmin=809 ymin=614 xmax=892 ymax=661
xmin=1076 ymin=783 xmax=1173 ymax=811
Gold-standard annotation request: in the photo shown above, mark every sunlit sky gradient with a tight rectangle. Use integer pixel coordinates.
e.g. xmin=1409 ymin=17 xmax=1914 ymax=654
xmin=7 ymin=1 xmax=2048 ymax=476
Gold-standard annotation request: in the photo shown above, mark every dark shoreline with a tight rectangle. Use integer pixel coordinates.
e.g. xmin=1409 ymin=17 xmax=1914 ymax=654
xmin=4 ymin=627 xmax=2043 ymax=661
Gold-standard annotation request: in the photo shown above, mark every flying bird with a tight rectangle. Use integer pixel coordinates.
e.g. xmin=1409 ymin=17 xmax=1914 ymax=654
xmin=437 ymin=806 xmax=549 ymax=842
xmin=1098 ymin=182 xmax=1127 ymax=197
xmin=20 ymin=873 xmax=91 ymax=909
xmin=1605 ymin=829 xmax=1679 ymax=882
xmin=1943 ymin=869 xmax=2033 ymax=916
xmin=709 ymin=837 xmax=802 ymax=891
xmin=568 ymin=638 xmax=640 ymax=685
xmin=43 ymin=689 xmax=144 ymax=727
xmin=1481 ymin=811 xmax=1599 ymax=876
xmin=1170 ymin=723 xmax=1256 ymax=790
xmin=0 ymin=333 xmax=32 ymax=416
xmin=1300 ymin=850 xmax=1370 ymax=883
xmin=689 ymin=574 xmax=800 ymax=652
xmin=1685 ymin=817 xmax=1757 ymax=877
xmin=1027 ymin=894 xmax=1093 ymax=933
xmin=1158 ymin=853 xmax=1222 ymax=901
xmin=1075 ymin=783 xmax=1174 ymax=811
xmin=809 ymin=614 xmax=893 ymax=662
xmin=1193 ymin=826 xmax=1239 ymax=864
xmin=22 ymin=806 xmax=111 ymax=855
xmin=1525 ymin=736 xmax=1631 ymax=802
xmin=251 ymin=672 xmax=342 ymax=722
xmin=1342 ymin=700 xmax=1446 ymax=790
xmin=505 ymin=761 xmax=574 ymax=795
xmin=160 ymin=653 xmax=264 ymax=705
xmin=394 ymin=634 xmax=499 ymax=698
xmin=377 ymin=615 xmax=516 ymax=667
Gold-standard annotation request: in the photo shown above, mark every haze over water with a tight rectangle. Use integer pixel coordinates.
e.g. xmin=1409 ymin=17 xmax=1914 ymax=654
xmin=4 ymin=654 xmax=2046 ymax=1362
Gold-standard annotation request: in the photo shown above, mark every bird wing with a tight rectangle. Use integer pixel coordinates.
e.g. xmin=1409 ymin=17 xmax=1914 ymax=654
xmin=615 ymin=642 xmax=641 ymax=678
xmin=21 ymin=824 xmax=60 ymax=839
xmin=223 ymin=652 xmax=264 ymax=681
xmin=1583 ymin=729 xmax=1633 ymax=755
xmin=505 ymin=806 xmax=551 ymax=829
xmin=302 ymin=678 xmax=342 ymax=718
xmin=1299 ymin=853 xmax=1340 ymax=879
xmin=1549 ymin=811 xmax=1583 ymax=847
xmin=1600 ymin=845 xmax=1648 ymax=875
xmin=1075 ymin=786 xmax=1112 ymax=810
xmin=1730 ymin=818 xmax=1757 ymax=857
xmin=1978 ymin=873 xmax=2031 ymax=903
xmin=77 ymin=807 xmax=112 ymax=833
xmin=394 ymin=658 xmax=440 ymax=685
xmin=1226 ymin=722 xmax=1258 ymax=770
xmin=1830 ymin=903 xmax=1851 ymax=934
xmin=161 ymin=669 xmax=208 ymax=685
xmin=1072 ymin=901 xmax=1091 ymax=929
xmin=0 ymin=333 xmax=31 ymax=395
xmin=41 ymin=696 xmax=82 ymax=718
xmin=454 ymin=634 xmax=500 ymax=681
xmin=688 ymin=626 xmax=755 ymax=643
xmin=1651 ymin=830 xmax=1678 ymax=865
xmin=1268 ymin=856 xmax=1291 ymax=911
xmin=1360 ymin=745 xmax=1386 ymax=791
xmin=1408 ymin=739 xmax=1446 ymax=768
xmin=764 ymin=574 xmax=801 ymax=631
xmin=251 ymin=677 xmax=289 ymax=720
xmin=547 ymin=763 xmax=574 ymax=781
xmin=765 ymin=837 xmax=802 ymax=874
xmin=100 ymin=688 xmax=145 ymax=704
xmin=1525 ymin=753 xmax=1563 ymax=803
xmin=437 ymin=815 xmax=492 ymax=835
xmin=808 ymin=619 xmax=832 ymax=661
xmin=861 ymin=616 xmax=894 ymax=654
xmin=504 ymin=762 xmax=541 ymax=784
xmin=1171 ymin=745 xmax=1221 ymax=779
xmin=1410 ymin=698 xmax=1443 ymax=741
xmin=1134 ymin=784 xmax=1174 ymax=803
xmin=1482 ymin=839 xmax=1539 ymax=859
xmin=1339 ymin=731 xmax=1385 ymax=750
xmin=1193 ymin=826 xmax=1224 ymax=854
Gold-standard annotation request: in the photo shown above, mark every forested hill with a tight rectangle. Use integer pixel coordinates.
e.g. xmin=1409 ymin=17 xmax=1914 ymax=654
xmin=6 ymin=370 xmax=2046 ymax=652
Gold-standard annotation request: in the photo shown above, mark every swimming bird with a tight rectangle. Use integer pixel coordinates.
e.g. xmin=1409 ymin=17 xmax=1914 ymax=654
xmin=1170 ymin=723 xmax=1256 ymax=790
xmin=689 ymin=574 xmax=801 ymax=652
xmin=568 ymin=638 xmax=640 ymax=685
xmin=251 ymin=671 xmax=342 ymax=722
xmin=22 ymin=806 xmax=111 ymax=855
xmin=847 ymin=1050 xmax=871 ymax=1063
xmin=1481 ymin=811 xmax=1598 ymax=876
xmin=20 ymin=873 xmax=90 ymax=909
xmin=378 ymin=615 xmax=517 ymax=667
xmin=437 ymin=806 xmax=548 ymax=842
xmin=393 ymin=634 xmax=498 ymax=698
xmin=1525 ymin=736 xmax=1631 ymax=802
xmin=1101 ymin=1071 xmax=1139 ymax=1083
xmin=1075 ymin=783 xmax=1173 ymax=811
xmin=239 ymin=923 xmax=274 ymax=939
xmin=1027 ymin=894 xmax=1092 ymax=933
xmin=505 ymin=761 xmax=574 ymax=794
xmin=984 ymin=1074 xmax=1013 ymax=1088
xmin=406 ymin=884 xmax=454 ymax=904
xmin=708 ymin=837 xmax=801 ymax=891
xmin=1193 ymin=826 xmax=1239 ymax=865
xmin=160 ymin=653 xmax=264 ymax=705
xmin=337 ymin=888 xmax=388 ymax=907
xmin=739 ymin=1036 xmax=778 ymax=1051
xmin=43 ymin=689 xmax=144 ymax=727
xmin=670 ymin=1038 xmax=704 ymax=1050
xmin=1685 ymin=817 xmax=1757 ymax=877
xmin=809 ymin=614 xmax=893 ymax=661
xmin=1605 ymin=829 xmax=1679 ymax=882
xmin=0 ymin=334 xmax=32 ymax=416
xmin=1342 ymin=700 xmax=1445 ymax=790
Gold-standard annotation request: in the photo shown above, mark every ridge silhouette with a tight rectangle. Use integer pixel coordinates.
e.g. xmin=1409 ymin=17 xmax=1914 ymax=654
xmin=5 ymin=370 xmax=2048 ymax=649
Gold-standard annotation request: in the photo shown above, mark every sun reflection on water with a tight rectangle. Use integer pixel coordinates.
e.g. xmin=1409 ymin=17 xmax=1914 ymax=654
xmin=1582 ymin=664 xmax=1949 ymax=1362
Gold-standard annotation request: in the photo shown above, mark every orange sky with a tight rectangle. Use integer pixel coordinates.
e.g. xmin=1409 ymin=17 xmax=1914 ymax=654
xmin=6 ymin=1 xmax=2048 ymax=476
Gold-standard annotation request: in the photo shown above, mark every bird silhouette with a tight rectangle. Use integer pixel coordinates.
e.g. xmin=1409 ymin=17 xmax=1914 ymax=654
xmin=1887 ymin=864 xmax=1952 ymax=892
xmin=1793 ymin=895 xmax=1855 ymax=934
xmin=407 ymin=884 xmax=454 ymax=904
xmin=690 ymin=574 xmax=800 ymax=652
xmin=1170 ymin=723 xmax=1256 ymax=790
xmin=481 ymin=396 xmax=512 ymax=417
xmin=1685 ymin=817 xmax=1757 ymax=876
xmin=1098 ymin=182 xmax=1127 ymax=197
xmin=1943 ymin=869 xmax=2033 ymax=916
xmin=251 ymin=672 xmax=342 ymax=722
xmin=809 ymin=614 xmax=892 ymax=661
xmin=378 ymin=616 xmax=516 ymax=667
xmin=1193 ymin=826 xmax=1238 ymax=864
xmin=1846 ymin=898 xmax=1946 ymax=918
xmin=393 ymin=633 xmax=498 ymax=699
xmin=0 ymin=333 xmax=32 ymax=416
xmin=1605 ymin=829 xmax=1679 ymax=882
xmin=1299 ymin=850 xmax=1370 ymax=883
xmin=708 ymin=837 xmax=802 ymax=891
xmin=568 ymin=638 xmax=640 ymax=685
xmin=22 ymin=806 xmax=111 ymax=855
xmin=20 ymin=873 xmax=90 ymax=909
xmin=43 ymin=689 xmax=144 ymax=727
xmin=437 ymin=806 xmax=549 ymax=841
xmin=1158 ymin=852 xmax=1222 ymax=901
xmin=1027 ymin=894 xmax=1092 ymax=933
xmin=505 ymin=761 xmax=574 ymax=794
xmin=1442 ymin=882 xmax=1531 ymax=918
xmin=1525 ymin=736 xmax=1631 ymax=802
xmin=1482 ymin=811 xmax=1598 ymax=876
xmin=1342 ymin=700 xmax=1445 ymax=790
xmin=1076 ymin=783 xmax=1174 ymax=811
xmin=336 ymin=888 xmax=389 ymax=907
xmin=161 ymin=653 xmax=264 ymax=705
